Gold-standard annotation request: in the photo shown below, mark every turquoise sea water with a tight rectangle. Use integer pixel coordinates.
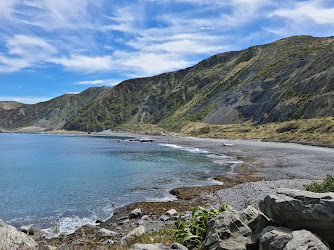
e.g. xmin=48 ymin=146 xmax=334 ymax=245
xmin=0 ymin=133 xmax=238 ymax=236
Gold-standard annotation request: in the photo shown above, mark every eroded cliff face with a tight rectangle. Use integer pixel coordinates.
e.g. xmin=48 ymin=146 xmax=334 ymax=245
xmin=2 ymin=36 xmax=334 ymax=132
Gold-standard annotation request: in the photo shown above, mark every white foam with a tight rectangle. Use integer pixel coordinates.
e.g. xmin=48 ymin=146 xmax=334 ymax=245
xmin=146 ymin=193 xmax=176 ymax=202
xmin=207 ymin=154 xmax=229 ymax=159
xmin=46 ymin=216 xmax=98 ymax=238
xmin=159 ymin=144 xmax=208 ymax=153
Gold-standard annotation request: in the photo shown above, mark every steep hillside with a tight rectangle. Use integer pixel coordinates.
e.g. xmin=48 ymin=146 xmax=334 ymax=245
xmin=0 ymin=87 xmax=110 ymax=130
xmin=64 ymin=36 xmax=334 ymax=132
xmin=0 ymin=101 xmax=27 ymax=110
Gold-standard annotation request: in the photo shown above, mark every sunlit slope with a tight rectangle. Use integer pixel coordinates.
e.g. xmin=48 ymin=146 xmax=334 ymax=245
xmin=63 ymin=36 xmax=334 ymax=132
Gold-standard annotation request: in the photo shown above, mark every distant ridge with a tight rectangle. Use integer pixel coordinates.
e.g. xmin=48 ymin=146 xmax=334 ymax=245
xmin=0 ymin=101 xmax=27 ymax=110
xmin=1 ymin=36 xmax=334 ymax=132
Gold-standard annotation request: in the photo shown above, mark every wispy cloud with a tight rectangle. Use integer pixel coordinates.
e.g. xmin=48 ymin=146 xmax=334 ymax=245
xmin=0 ymin=96 xmax=52 ymax=104
xmin=75 ymin=79 xmax=120 ymax=86
xmin=49 ymin=55 xmax=114 ymax=72
xmin=0 ymin=0 xmax=333 ymax=77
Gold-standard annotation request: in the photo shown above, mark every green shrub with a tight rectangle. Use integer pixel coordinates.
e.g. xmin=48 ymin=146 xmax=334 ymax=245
xmin=170 ymin=204 xmax=233 ymax=249
xmin=304 ymin=175 xmax=334 ymax=193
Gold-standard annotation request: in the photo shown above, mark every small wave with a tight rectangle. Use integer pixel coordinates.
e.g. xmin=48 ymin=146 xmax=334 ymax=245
xmin=45 ymin=216 xmax=98 ymax=238
xmin=207 ymin=154 xmax=229 ymax=159
xmin=159 ymin=144 xmax=208 ymax=153
xmin=146 ymin=193 xmax=176 ymax=202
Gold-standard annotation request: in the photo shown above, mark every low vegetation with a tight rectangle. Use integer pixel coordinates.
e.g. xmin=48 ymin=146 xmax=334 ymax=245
xmin=138 ymin=204 xmax=233 ymax=249
xmin=115 ymin=116 xmax=334 ymax=146
xmin=304 ymin=175 xmax=334 ymax=193
xmin=177 ymin=116 xmax=334 ymax=145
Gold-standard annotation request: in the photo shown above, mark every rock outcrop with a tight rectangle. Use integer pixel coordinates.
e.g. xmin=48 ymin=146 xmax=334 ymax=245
xmin=0 ymin=219 xmax=38 ymax=250
xmin=259 ymin=188 xmax=334 ymax=247
xmin=205 ymin=206 xmax=271 ymax=249
xmin=259 ymin=226 xmax=330 ymax=250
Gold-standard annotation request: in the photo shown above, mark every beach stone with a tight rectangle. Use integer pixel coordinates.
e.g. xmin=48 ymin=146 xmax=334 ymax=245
xmin=130 ymin=243 xmax=188 ymax=250
xmin=121 ymin=225 xmax=146 ymax=245
xmin=130 ymin=243 xmax=170 ymax=250
xmin=102 ymin=239 xmax=114 ymax=246
xmin=130 ymin=208 xmax=143 ymax=219
xmin=159 ymin=215 xmax=170 ymax=221
xmin=259 ymin=188 xmax=334 ymax=247
xmin=205 ymin=206 xmax=271 ymax=250
xmin=0 ymin=219 xmax=38 ymax=250
xmin=141 ymin=215 xmax=150 ymax=220
xmin=95 ymin=219 xmax=103 ymax=223
xmin=96 ymin=227 xmax=118 ymax=237
xmin=170 ymin=242 xmax=188 ymax=249
xmin=166 ymin=209 xmax=177 ymax=216
xmin=259 ymin=226 xmax=330 ymax=250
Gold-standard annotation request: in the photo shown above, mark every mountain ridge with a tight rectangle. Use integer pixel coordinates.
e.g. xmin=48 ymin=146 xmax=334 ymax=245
xmin=1 ymin=35 xmax=334 ymax=132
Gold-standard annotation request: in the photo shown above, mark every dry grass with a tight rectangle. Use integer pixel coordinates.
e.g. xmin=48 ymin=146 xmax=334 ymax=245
xmin=177 ymin=116 xmax=334 ymax=145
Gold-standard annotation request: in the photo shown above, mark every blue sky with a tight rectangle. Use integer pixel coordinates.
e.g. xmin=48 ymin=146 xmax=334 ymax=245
xmin=0 ymin=0 xmax=334 ymax=104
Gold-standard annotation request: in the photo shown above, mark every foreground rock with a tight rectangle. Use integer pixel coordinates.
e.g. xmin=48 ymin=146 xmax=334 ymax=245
xmin=259 ymin=226 xmax=330 ymax=250
xmin=259 ymin=188 xmax=334 ymax=247
xmin=0 ymin=219 xmax=38 ymax=249
xmin=205 ymin=206 xmax=271 ymax=249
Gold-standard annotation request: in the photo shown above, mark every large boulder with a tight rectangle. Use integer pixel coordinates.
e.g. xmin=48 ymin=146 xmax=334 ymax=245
xmin=205 ymin=206 xmax=271 ymax=250
xmin=259 ymin=188 xmax=334 ymax=247
xmin=0 ymin=219 xmax=38 ymax=249
xmin=259 ymin=226 xmax=330 ymax=250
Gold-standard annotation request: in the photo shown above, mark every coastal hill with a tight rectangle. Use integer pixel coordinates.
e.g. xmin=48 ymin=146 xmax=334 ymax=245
xmin=0 ymin=101 xmax=27 ymax=110
xmin=0 ymin=87 xmax=109 ymax=131
xmin=1 ymin=36 xmax=334 ymax=132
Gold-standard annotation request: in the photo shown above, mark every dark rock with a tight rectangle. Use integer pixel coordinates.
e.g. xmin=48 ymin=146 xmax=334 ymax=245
xmin=259 ymin=188 xmax=334 ymax=247
xmin=205 ymin=206 xmax=271 ymax=250
xmin=259 ymin=226 xmax=330 ymax=250
xmin=130 ymin=208 xmax=143 ymax=219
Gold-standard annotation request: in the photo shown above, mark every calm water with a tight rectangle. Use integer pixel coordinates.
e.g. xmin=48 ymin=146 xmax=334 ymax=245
xmin=0 ymin=133 xmax=238 ymax=236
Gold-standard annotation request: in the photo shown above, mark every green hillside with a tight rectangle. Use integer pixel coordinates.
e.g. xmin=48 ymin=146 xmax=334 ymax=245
xmin=1 ymin=36 xmax=334 ymax=133
xmin=0 ymin=87 xmax=109 ymax=130
xmin=64 ymin=36 xmax=334 ymax=132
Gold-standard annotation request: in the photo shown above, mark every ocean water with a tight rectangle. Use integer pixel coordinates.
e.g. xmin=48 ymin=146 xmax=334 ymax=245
xmin=0 ymin=133 xmax=240 ymax=236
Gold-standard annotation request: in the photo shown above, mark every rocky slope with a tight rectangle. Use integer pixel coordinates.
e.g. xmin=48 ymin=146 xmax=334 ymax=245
xmin=64 ymin=35 xmax=334 ymax=132
xmin=1 ymin=36 xmax=334 ymax=132
xmin=0 ymin=87 xmax=109 ymax=131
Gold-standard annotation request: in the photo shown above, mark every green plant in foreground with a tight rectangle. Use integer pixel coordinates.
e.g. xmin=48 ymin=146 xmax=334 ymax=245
xmin=171 ymin=203 xmax=233 ymax=249
xmin=304 ymin=175 xmax=334 ymax=193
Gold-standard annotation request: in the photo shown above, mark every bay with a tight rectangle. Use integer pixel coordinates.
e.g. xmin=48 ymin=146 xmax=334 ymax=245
xmin=0 ymin=133 xmax=235 ymax=236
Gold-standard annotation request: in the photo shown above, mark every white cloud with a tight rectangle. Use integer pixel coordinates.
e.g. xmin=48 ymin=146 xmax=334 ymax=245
xmin=0 ymin=96 xmax=52 ymax=104
xmin=0 ymin=35 xmax=57 ymax=73
xmin=0 ymin=0 xmax=16 ymax=18
xmin=75 ymin=79 xmax=120 ymax=86
xmin=101 ymin=7 xmax=139 ymax=33
xmin=270 ymin=0 xmax=334 ymax=25
xmin=114 ymin=51 xmax=191 ymax=76
xmin=15 ymin=0 xmax=94 ymax=30
xmin=49 ymin=55 xmax=114 ymax=72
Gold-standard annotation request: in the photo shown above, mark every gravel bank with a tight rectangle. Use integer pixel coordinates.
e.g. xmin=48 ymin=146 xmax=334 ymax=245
xmin=206 ymin=179 xmax=314 ymax=211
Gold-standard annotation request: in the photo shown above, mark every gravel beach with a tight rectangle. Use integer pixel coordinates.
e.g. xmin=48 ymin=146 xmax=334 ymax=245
xmin=92 ymin=131 xmax=334 ymax=210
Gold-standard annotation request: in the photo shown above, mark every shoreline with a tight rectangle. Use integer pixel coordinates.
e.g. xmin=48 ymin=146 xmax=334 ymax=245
xmin=2 ymin=129 xmax=334 ymax=248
